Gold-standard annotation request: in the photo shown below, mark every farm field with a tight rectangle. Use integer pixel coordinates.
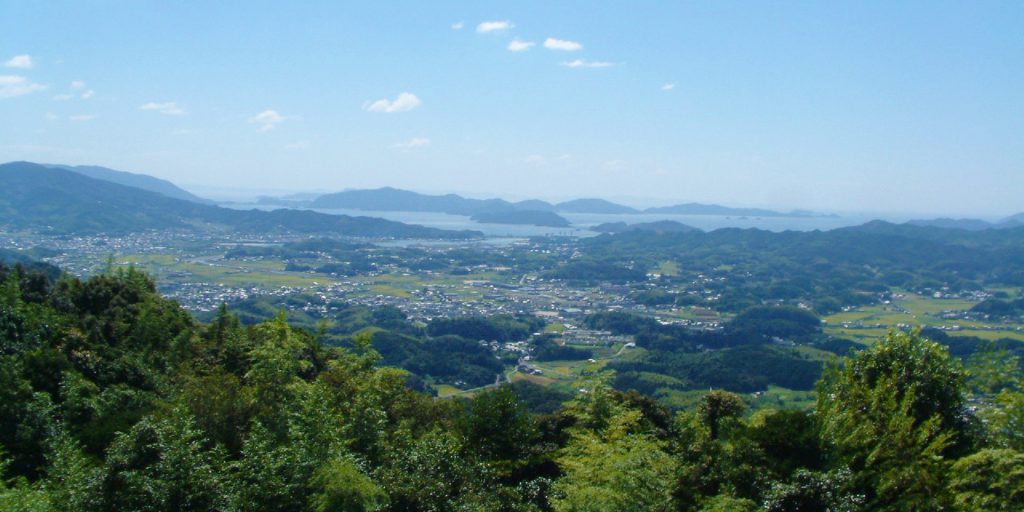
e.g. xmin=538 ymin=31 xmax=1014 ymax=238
xmin=824 ymin=292 xmax=1024 ymax=343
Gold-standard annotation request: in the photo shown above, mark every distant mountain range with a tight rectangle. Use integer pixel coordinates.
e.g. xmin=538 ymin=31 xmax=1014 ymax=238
xmin=44 ymin=163 xmax=214 ymax=204
xmin=299 ymin=187 xmax=831 ymax=218
xmin=644 ymin=203 xmax=835 ymax=218
xmin=908 ymin=215 xmax=1024 ymax=231
xmin=0 ymin=162 xmax=479 ymax=238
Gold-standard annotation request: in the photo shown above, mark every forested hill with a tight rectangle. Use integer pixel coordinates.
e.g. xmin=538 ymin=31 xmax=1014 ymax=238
xmin=44 ymin=163 xmax=214 ymax=204
xmin=577 ymin=221 xmax=1024 ymax=294
xmin=0 ymin=162 xmax=480 ymax=238
xmin=1 ymin=261 xmax=1022 ymax=510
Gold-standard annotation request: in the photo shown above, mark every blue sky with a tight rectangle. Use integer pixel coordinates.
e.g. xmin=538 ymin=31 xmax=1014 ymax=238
xmin=1 ymin=1 xmax=1021 ymax=216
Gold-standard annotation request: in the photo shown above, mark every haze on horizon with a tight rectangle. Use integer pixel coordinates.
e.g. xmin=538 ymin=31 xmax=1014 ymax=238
xmin=1 ymin=1 xmax=1021 ymax=217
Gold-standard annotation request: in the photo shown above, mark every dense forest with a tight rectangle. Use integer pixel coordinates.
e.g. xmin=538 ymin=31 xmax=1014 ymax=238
xmin=566 ymin=223 xmax=1024 ymax=313
xmin=1 ymin=262 xmax=1023 ymax=510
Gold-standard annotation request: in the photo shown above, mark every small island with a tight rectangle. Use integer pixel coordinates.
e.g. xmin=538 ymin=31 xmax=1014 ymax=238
xmin=470 ymin=209 xmax=572 ymax=227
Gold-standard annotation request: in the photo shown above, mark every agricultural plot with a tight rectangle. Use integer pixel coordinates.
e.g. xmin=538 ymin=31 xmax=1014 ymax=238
xmin=824 ymin=292 xmax=1024 ymax=343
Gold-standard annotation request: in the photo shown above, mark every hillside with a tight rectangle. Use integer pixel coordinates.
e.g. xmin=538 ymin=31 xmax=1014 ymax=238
xmin=555 ymin=198 xmax=638 ymax=214
xmin=643 ymin=202 xmax=826 ymax=217
xmin=470 ymin=209 xmax=571 ymax=227
xmin=591 ymin=220 xmax=698 ymax=234
xmin=0 ymin=162 xmax=480 ymax=238
xmin=309 ymin=187 xmax=511 ymax=215
xmin=45 ymin=163 xmax=213 ymax=204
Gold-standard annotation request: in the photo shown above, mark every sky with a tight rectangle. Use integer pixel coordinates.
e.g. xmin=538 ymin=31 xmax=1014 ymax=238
xmin=1 ymin=1 xmax=1022 ymax=217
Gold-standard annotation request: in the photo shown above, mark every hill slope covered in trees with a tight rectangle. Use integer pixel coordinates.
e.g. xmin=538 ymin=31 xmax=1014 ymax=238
xmin=0 ymin=162 xmax=480 ymax=238
xmin=0 ymin=262 xmax=1021 ymax=511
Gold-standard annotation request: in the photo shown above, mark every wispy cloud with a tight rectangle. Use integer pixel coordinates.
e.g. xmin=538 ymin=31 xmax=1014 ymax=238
xmin=70 ymin=80 xmax=86 ymax=89
xmin=365 ymin=92 xmax=421 ymax=113
xmin=140 ymin=101 xmax=185 ymax=116
xmin=69 ymin=114 xmax=96 ymax=122
xmin=80 ymin=89 xmax=95 ymax=99
xmin=561 ymin=59 xmax=614 ymax=68
xmin=285 ymin=140 xmax=311 ymax=150
xmin=451 ymin=21 xmax=464 ymax=30
xmin=248 ymin=110 xmax=285 ymax=131
xmin=53 ymin=93 xmax=74 ymax=101
xmin=477 ymin=20 xmax=512 ymax=33
xmin=4 ymin=55 xmax=33 ymax=69
xmin=525 ymin=154 xmax=547 ymax=166
xmin=394 ymin=137 xmax=431 ymax=150
xmin=661 ymin=83 xmax=676 ymax=91
xmin=0 ymin=75 xmax=47 ymax=98
xmin=507 ymin=39 xmax=535 ymax=52
xmin=543 ymin=38 xmax=582 ymax=51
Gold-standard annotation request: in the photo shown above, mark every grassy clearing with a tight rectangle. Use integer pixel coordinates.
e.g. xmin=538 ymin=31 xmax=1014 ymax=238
xmin=544 ymin=323 xmax=567 ymax=334
xmin=435 ymin=385 xmax=462 ymax=397
xmin=655 ymin=260 xmax=681 ymax=277
xmin=947 ymin=329 xmax=1024 ymax=342
xmin=511 ymin=372 xmax=558 ymax=386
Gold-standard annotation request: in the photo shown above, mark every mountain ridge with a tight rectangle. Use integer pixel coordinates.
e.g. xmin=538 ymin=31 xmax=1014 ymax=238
xmin=45 ymin=163 xmax=214 ymax=204
xmin=0 ymin=162 xmax=480 ymax=239
xmin=294 ymin=187 xmax=832 ymax=218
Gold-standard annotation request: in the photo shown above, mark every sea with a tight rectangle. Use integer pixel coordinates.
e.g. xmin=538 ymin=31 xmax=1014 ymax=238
xmin=225 ymin=203 xmax=901 ymax=239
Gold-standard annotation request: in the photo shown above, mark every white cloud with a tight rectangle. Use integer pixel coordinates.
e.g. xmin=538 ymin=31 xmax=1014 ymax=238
xmin=70 ymin=80 xmax=86 ymax=89
xmin=4 ymin=55 xmax=33 ymax=69
xmin=285 ymin=140 xmax=311 ymax=150
xmin=476 ymin=20 xmax=512 ymax=33
xmin=661 ymin=83 xmax=676 ymax=91
xmin=52 ymin=93 xmax=74 ymax=101
xmin=451 ymin=21 xmax=464 ymax=30
xmin=394 ymin=137 xmax=431 ymax=150
xmin=365 ymin=92 xmax=421 ymax=113
xmin=69 ymin=114 xmax=96 ymax=122
xmin=507 ymin=39 xmax=535 ymax=52
xmin=248 ymin=109 xmax=285 ymax=131
xmin=140 ymin=101 xmax=185 ymax=115
xmin=0 ymin=75 xmax=47 ymax=98
xmin=561 ymin=59 xmax=614 ymax=68
xmin=543 ymin=38 xmax=582 ymax=51
xmin=524 ymin=154 xmax=547 ymax=166
xmin=80 ymin=89 xmax=95 ymax=99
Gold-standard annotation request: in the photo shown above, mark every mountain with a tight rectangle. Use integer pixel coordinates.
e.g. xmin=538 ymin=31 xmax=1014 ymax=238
xmin=907 ymin=218 xmax=997 ymax=231
xmin=556 ymin=198 xmax=638 ymax=214
xmin=512 ymin=199 xmax=556 ymax=211
xmin=310 ymin=187 xmax=512 ymax=216
xmin=591 ymin=220 xmax=698 ymax=234
xmin=45 ymin=163 xmax=213 ymax=204
xmin=311 ymin=188 xmax=640 ymax=215
xmin=906 ymin=215 xmax=1024 ymax=231
xmin=0 ymin=162 xmax=480 ymax=238
xmin=470 ymin=210 xmax=571 ymax=227
xmin=643 ymin=202 xmax=825 ymax=217
xmin=1000 ymin=213 xmax=1024 ymax=228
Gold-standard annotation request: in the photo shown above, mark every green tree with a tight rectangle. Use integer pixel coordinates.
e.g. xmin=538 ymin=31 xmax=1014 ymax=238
xmin=816 ymin=330 xmax=968 ymax=510
xmin=462 ymin=386 xmax=538 ymax=474
xmin=308 ymin=457 xmax=387 ymax=512
xmin=948 ymin=448 xmax=1024 ymax=511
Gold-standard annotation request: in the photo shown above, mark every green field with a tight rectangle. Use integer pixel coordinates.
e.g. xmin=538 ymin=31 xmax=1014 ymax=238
xmin=119 ymin=254 xmax=332 ymax=287
xmin=824 ymin=292 xmax=1024 ymax=343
